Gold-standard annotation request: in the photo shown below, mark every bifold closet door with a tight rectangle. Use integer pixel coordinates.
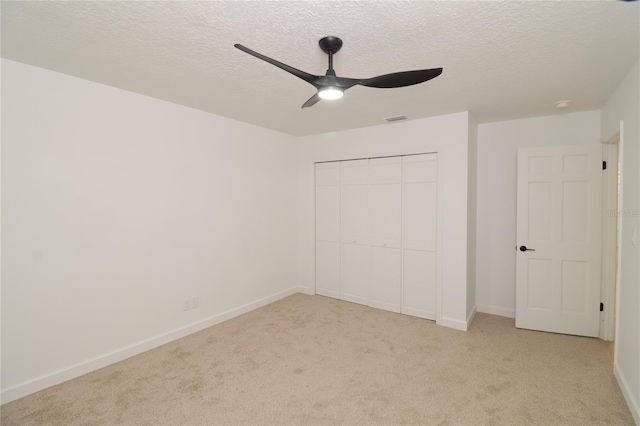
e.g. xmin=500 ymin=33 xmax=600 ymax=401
xmin=402 ymin=154 xmax=438 ymax=320
xmin=315 ymin=162 xmax=340 ymax=299
xmin=369 ymin=157 xmax=402 ymax=312
xmin=340 ymin=160 xmax=370 ymax=305
xmin=316 ymin=154 xmax=438 ymax=320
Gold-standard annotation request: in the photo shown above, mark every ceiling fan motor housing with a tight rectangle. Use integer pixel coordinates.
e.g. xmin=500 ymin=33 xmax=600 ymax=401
xmin=318 ymin=36 xmax=343 ymax=54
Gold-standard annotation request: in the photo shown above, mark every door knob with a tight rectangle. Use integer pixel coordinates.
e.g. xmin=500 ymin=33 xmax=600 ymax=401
xmin=519 ymin=245 xmax=535 ymax=252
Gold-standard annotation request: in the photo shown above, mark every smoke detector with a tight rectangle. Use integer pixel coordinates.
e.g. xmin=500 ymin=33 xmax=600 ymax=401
xmin=385 ymin=115 xmax=408 ymax=123
xmin=555 ymin=100 xmax=571 ymax=109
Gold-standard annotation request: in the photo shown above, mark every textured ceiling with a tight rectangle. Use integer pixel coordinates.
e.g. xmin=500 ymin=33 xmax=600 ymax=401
xmin=2 ymin=1 xmax=638 ymax=136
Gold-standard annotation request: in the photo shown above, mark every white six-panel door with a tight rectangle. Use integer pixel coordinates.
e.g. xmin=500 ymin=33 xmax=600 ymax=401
xmin=315 ymin=154 xmax=438 ymax=320
xmin=515 ymin=145 xmax=602 ymax=337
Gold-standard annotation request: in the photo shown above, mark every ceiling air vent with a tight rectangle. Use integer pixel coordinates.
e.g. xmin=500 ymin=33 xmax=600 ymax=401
xmin=385 ymin=115 xmax=408 ymax=123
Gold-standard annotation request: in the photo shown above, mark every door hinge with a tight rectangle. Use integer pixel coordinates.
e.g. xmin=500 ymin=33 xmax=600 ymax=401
xmin=600 ymin=302 xmax=604 ymax=312
xmin=602 ymin=161 xmax=607 ymax=170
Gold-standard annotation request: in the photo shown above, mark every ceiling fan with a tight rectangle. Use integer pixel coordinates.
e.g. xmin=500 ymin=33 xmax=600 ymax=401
xmin=234 ymin=36 xmax=443 ymax=108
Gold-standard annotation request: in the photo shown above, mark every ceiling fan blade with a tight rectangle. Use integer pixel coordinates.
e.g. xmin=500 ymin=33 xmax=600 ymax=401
xmin=301 ymin=93 xmax=322 ymax=109
xmin=359 ymin=68 xmax=443 ymax=89
xmin=234 ymin=44 xmax=320 ymax=86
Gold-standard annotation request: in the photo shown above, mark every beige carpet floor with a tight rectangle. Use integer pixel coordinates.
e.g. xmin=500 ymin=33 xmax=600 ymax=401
xmin=1 ymin=293 xmax=634 ymax=425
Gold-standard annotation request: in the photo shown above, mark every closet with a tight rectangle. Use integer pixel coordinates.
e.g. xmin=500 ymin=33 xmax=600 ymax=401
xmin=315 ymin=153 xmax=438 ymax=320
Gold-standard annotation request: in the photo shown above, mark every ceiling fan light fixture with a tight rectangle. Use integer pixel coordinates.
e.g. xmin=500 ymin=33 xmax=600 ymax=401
xmin=318 ymin=86 xmax=344 ymax=100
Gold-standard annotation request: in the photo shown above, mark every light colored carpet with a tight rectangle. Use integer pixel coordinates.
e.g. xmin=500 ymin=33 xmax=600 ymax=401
xmin=1 ymin=293 xmax=634 ymax=425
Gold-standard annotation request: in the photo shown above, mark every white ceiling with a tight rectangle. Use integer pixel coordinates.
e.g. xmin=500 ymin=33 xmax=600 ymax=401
xmin=2 ymin=1 xmax=638 ymax=136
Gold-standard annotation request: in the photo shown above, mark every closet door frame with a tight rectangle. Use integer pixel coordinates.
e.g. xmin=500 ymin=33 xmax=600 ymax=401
xmin=313 ymin=151 xmax=444 ymax=325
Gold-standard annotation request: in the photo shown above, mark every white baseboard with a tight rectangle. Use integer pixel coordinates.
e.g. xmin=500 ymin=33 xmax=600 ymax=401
xmin=466 ymin=305 xmax=477 ymax=327
xmin=1 ymin=287 xmax=302 ymax=405
xmin=614 ymin=362 xmax=640 ymax=425
xmin=437 ymin=306 xmax=477 ymax=332
xmin=476 ymin=304 xmax=515 ymax=318
xmin=296 ymin=285 xmax=315 ymax=296
xmin=438 ymin=316 xmax=468 ymax=331
xmin=401 ymin=306 xmax=435 ymax=321
xmin=296 ymin=285 xmax=316 ymax=297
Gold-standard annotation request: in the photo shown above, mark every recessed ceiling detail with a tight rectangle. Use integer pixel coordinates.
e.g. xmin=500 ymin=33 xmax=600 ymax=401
xmin=1 ymin=1 xmax=638 ymax=136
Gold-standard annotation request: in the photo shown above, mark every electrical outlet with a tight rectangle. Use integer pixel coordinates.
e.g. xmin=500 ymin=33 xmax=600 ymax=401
xmin=192 ymin=297 xmax=199 ymax=309
xmin=183 ymin=299 xmax=191 ymax=311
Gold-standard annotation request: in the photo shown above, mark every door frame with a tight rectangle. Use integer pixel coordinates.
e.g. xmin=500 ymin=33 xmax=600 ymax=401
xmin=601 ymin=127 xmax=622 ymax=342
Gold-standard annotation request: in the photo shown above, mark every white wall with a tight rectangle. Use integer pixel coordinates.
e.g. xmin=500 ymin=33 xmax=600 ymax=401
xmin=1 ymin=59 xmax=298 ymax=402
xmin=296 ymin=112 xmax=471 ymax=330
xmin=602 ymin=60 xmax=640 ymax=425
xmin=475 ymin=111 xmax=602 ymax=318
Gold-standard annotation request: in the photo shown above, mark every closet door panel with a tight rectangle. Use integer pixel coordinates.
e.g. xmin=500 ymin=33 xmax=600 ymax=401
xmin=404 ymin=154 xmax=438 ymax=182
xmin=370 ymin=247 xmax=401 ymax=312
xmin=402 ymin=154 xmax=438 ymax=320
xmin=316 ymin=162 xmax=341 ymax=185
xmin=368 ymin=157 xmax=401 ymax=311
xmin=370 ymin=157 xmax=402 ymax=249
xmin=403 ymin=154 xmax=437 ymax=251
xmin=316 ymin=241 xmax=340 ymax=298
xmin=339 ymin=160 xmax=370 ymax=305
xmin=369 ymin=185 xmax=401 ymax=247
xmin=341 ymin=160 xmax=369 ymax=246
xmin=340 ymin=243 xmax=369 ymax=305
xmin=341 ymin=159 xmax=369 ymax=184
xmin=403 ymin=249 xmax=436 ymax=319
xmin=315 ymin=162 xmax=340 ymax=298
xmin=341 ymin=185 xmax=369 ymax=245
xmin=370 ymin=157 xmax=402 ymax=183
xmin=315 ymin=185 xmax=340 ymax=242
xmin=403 ymin=182 xmax=437 ymax=251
